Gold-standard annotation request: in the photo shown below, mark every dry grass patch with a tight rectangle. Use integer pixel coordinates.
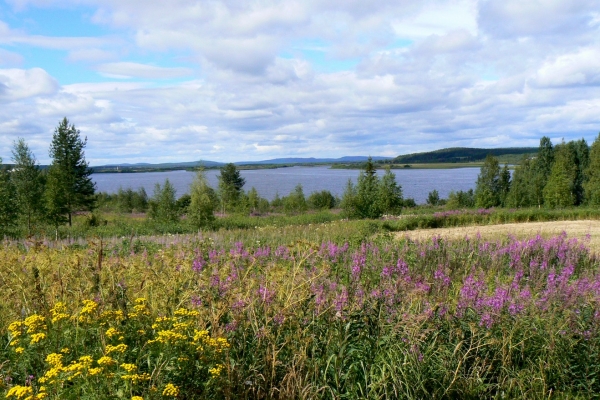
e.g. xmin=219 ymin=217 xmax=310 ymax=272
xmin=398 ymin=219 xmax=600 ymax=253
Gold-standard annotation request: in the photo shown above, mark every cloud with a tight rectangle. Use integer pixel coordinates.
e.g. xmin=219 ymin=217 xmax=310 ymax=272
xmin=0 ymin=68 xmax=58 ymax=100
xmin=95 ymin=62 xmax=194 ymax=79
xmin=0 ymin=48 xmax=24 ymax=65
xmin=533 ymin=48 xmax=600 ymax=87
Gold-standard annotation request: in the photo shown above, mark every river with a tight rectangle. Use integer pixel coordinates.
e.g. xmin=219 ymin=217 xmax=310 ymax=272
xmin=92 ymin=166 xmax=480 ymax=204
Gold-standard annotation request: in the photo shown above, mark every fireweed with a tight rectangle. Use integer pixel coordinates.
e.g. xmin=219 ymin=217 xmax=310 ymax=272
xmin=1 ymin=232 xmax=600 ymax=398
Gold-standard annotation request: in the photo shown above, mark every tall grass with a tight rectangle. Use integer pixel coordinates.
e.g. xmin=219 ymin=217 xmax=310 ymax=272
xmin=2 ymin=231 xmax=600 ymax=398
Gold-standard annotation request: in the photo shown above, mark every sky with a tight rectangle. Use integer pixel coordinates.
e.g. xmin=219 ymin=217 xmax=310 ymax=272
xmin=0 ymin=0 xmax=599 ymax=165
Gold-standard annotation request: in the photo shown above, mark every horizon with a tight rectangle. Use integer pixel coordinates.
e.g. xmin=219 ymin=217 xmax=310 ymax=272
xmin=1 ymin=1 xmax=599 ymax=165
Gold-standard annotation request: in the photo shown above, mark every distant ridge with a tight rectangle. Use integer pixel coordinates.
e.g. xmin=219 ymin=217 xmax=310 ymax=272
xmin=235 ymin=156 xmax=391 ymax=165
xmin=392 ymin=147 xmax=537 ymax=164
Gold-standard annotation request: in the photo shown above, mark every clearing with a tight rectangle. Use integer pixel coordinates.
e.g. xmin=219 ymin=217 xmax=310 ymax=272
xmin=398 ymin=219 xmax=600 ymax=253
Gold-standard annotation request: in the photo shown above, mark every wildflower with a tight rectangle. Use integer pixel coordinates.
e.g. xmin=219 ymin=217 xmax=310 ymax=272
xmin=50 ymin=302 xmax=69 ymax=323
xmin=24 ymin=314 xmax=46 ymax=333
xmin=30 ymin=332 xmax=47 ymax=344
xmin=209 ymin=364 xmax=224 ymax=377
xmin=97 ymin=356 xmax=117 ymax=366
xmin=60 ymin=347 xmax=70 ymax=354
xmin=45 ymin=353 xmax=63 ymax=367
xmin=8 ymin=321 xmax=24 ymax=338
xmin=120 ymin=363 xmax=137 ymax=373
xmin=89 ymin=368 xmax=103 ymax=376
xmin=105 ymin=327 xmax=120 ymax=338
xmin=162 ymin=383 xmax=179 ymax=397
xmin=5 ymin=385 xmax=33 ymax=399
xmin=105 ymin=344 xmax=128 ymax=354
xmin=122 ymin=373 xmax=151 ymax=383
xmin=132 ymin=397 xmax=144 ymax=400
xmin=15 ymin=347 xmax=25 ymax=354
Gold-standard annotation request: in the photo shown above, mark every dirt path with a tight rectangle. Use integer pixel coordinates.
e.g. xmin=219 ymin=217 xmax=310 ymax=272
xmin=397 ymin=220 xmax=600 ymax=252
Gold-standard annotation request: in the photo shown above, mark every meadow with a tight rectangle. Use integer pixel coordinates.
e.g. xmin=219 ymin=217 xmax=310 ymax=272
xmin=2 ymin=219 xmax=600 ymax=399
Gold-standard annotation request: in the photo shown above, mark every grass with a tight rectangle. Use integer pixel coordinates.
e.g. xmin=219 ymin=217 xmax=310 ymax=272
xmin=2 ymin=226 xmax=600 ymax=398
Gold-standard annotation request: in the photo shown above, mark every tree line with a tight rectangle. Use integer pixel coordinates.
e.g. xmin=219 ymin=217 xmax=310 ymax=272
xmin=427 ymin=134 xmax=600 ymax=209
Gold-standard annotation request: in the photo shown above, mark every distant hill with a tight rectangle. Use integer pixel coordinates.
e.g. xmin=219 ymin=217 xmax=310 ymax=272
xmin=236 ymin=156 xmax=391 ymax=165
xmin=392 ymin=147 xmax=538 ymax=164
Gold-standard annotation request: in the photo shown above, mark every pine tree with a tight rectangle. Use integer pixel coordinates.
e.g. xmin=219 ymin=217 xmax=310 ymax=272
xmin=11 ymin=138 xmax=44 ymax=235
xmin=530 ymin=136 xmax=554 ymax=207
xmin=475 ymin=155 xmax=501 ymax=208
xmin=46 ymin=117 xmax=95 ymax=226
xmin=218 ymin=163 xmax=245 ymax=212
xmin=572 ymin=139 xmax=589 ymax=205
xmin=355 ymin=157 xmax=381 ymax=218
xmin=584 ymin=133 xmax=600 ymax=205
xmin=543 ymin=141 xmax=577 ymax=208
xmin=498 ymin=164 xmax=511 ymax=206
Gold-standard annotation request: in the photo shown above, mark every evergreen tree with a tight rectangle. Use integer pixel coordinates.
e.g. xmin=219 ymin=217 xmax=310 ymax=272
xmin=340 ymin=179 xmax=358 ymax=217
xmin=46 ymin=117 xmax=95 ymax=226
xmin=506 ymin=156 xmax=534 ymax=208
xmin=530 ymin=136 xmax=554 ymax=207
xmin=572 ymin=139 xmax=589 ymax=205
xmin=498 ymin=164 xmax=511 ymax=206
xmin=584 ymin=133 xmax=600 ymax=205
xmin=308 ymin=190 xmax=336 ymax=210
xmin=188 ymin=170 xmax=216 ymax=228
xmin=247 ymin=187 xmax=260 ymax=214
xmin=218 ymin=163 xmax=245 ymax=212
xmin=148 ymin=179 xmax=179 ymax=223
xmin=0 ymin=157 xmax=18 ymax=235
xmin=11 ymin=138 xmax=44 ymax=235
xmin=377 ymin=166 xmax=403 ymax=215
xmin=543 ymin=141 xmax=577 ymax=208
xmin=355 ymin=157 xmax=381 ymax=218
xmin=475 ymin=155 xmax=501 ymax=208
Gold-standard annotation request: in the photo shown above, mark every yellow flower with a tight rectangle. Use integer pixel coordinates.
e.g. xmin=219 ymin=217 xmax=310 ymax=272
xmin=97 ymin=356 xmax=116 ymax=366
xmin=60 ymin=347 xmax=70 ymax=354
xmin=50 ymin=302 xmax=69 ymax=323
xmin=132 ymin=397 xmax=144 ymax=400
xmin=5 ymin=385 xmax=33 ymax=399
xmin=209 ymin=364 xmax=224 ymax=377
xmin=121 ymin=373 xmax=151 ymax=383
xmin=162 ymin=383 xmax=179 ymax=397
xmin=24 ymin=314 xmax=46 ymax=333
xmin=30 ymin=332 xmax=47 ymax=344
xmin=120 ymin=363 xmax=137 ymax=373
xmin=45 ymin=353 xmax=63 ymax=367
xmin=105 ymin=327 xmax=120 ymax=338
xmin=8 ymin=321 xmax=24 ymax=338
xmin=135 ymin=298 xmax=147 ymax=304
xmin=15 ymin=347 xmax=25 ymax=354
xmin=105 ymin=343 xmax=128 ymax=354
xmin=88 ymin=367 xmax=103 ymax=376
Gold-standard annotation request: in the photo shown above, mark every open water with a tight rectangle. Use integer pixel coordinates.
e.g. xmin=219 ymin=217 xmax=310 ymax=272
xmin=92 ymin=166 xmax=480 ymax=204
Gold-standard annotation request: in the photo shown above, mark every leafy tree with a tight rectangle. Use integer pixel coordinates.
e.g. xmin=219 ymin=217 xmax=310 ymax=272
xmin=543 ymin=141 xmax=577 ymax=208
xmin=506 ymin=156 xmax=534 ymax=208
xmin=188 ymin=170 xmax=216 ymax=228
xmin=11 ymin=138 xmax=44 ymax=235
xmin=377 ymin=166 xmax=403 ymax=215
xmin=308 ymin=190 xmax=336 ymax=210
xmin=283 ymin=184 xmax=307 ymax=214
xmin=0 ymin=157 xmax=18 ymax=234
xmin=45 ymin=117 xmax=96 ymax=226
xmin=271 ymin=192 xmax=283 ymax=209
xmin=340 ymin=179 xmax=358 ymax=217
xmin=426 ymin=190 xmax=440 ymax=206
xmin=584 ymin=133 xmax=600 ymax=205
xmin=148 ymin=179 xmax=179 ymax=223
xmin=447 ymin=189 xmax=475 ymax=209
xmin=475 ymin=155 xmax=501 ymax=208
xmin=218 ymin=163 xmax=245 ymax=212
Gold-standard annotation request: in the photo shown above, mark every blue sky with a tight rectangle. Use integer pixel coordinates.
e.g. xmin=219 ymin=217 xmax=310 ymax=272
xmin=1 ymin=0 xmax=599 ymax=165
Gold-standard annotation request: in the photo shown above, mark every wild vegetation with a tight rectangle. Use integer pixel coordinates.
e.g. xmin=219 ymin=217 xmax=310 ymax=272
xmin=3 ymin=121 xmax=600 ymax=398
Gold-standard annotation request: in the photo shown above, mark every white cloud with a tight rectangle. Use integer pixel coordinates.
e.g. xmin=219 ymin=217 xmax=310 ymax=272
xmin=533 ymin=48 xmax=600 ymax=87
xmin=0 ymin=68 xmax=58 ymax=100
xmin=95 ymin=62 xmax=194 ymax=79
